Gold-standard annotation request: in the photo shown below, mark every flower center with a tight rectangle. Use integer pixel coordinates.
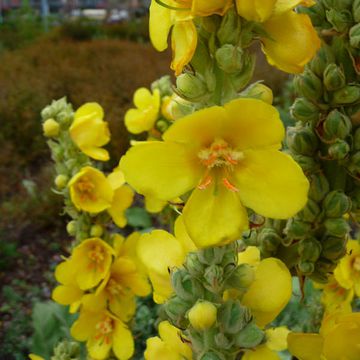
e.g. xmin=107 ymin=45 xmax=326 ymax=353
xmin=95 ymin=316 xmax=114 ymax=344
xmin=88 ymin=245 xmax=105 ymax=272
xmin=353 ymin=256 xmax=360 ymax=272
xmin=107 ymin=278 xmax=125 ymax=297
xmin=76 ymin=176 xmax=97 ymax=201
xmin=197 ymin=138 xmax=244 ymax=192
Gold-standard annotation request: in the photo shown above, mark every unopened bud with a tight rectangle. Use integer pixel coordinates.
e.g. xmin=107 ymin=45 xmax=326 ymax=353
xmin=310 ymin=45 xmax=335 ymax=77
xmin=332 ymin=85 xmax=360 ymax=104
xmin=284 ymin=219 xmax=311 ymax=240
xmin=171 ymin=269 xmax=204 ymax=301
xmin=90 ymin=224 xmax=103 ymax=238
xmin=321 ymin=236 xmax=347 ymax=261
xmin=43 ymin=118 xmax=60 ymax=137
xmin=350 ymin=23 xmax=360 ymax=49
xmin=217 ymin=8 xmax=242 ymax=46
xmin=323 ymin=191 xmax=352 ymax=217
xmin=291 ymin=154 xmax=320 ymax=173
xmin=188 ymin=301 xmax=217 ymax=330
xmin=66 ymin=220 xmax=77 ymax=236
xmin=200 ymin=352 xmax=224 ymax=360
xmin=323 ymin=64 xmax=346 ymax=91
xmin=54 ymin=174 xmax=68 ymax=189
xmin=299 ymin=261 xmax=315 ymax=275
xmin=353 ymin=0 xmax=360 ymax=22
xmin=198 ymin=247 xmax=226 ymax=265
xmin=326 ymin=9 xmax=352 ymax=33
xmin=322 ymin=110 xmax=352 ymax=141
xmin=155 ymin=119 xmax=170 ymax=133
xmin=308 ymin=172 xmax=330 ymax=202
xmin=297 ymin=198 xmax=321 ymax=222
xmin=324 ymin=218 xmax=351 ymax=237
xmin=225 ymin=264 xmax=255 ymax=290
xmin=287 ymin=126 xmax=318 ymax=156
xmin=164 ymin=296 xmax=192 ymax=327
xmin=235 ymin=322 xmax=264 ymax=348
xmin=176 ymin=74 xmax=207 ymax=100
xmin=185 ymin=253 xmax=205 ymax=277
xmin=294 ymin=69 xmax=323 ymax=100
xmin=291 ymin=98 xmax=320 ymax=123
xmin=218 ymin=300 xmax=251 ymax=334
xmin=315 ymin=258 xmax=337 ymax=274
xmin=298 ymin=238 xmax=322 ymax=262
xmin=204 ymin=265 xmax=224 ymax=291
xmin=258 ymin=228 xmax=281 ymax=252
xmin=328 ymin=139 xmax=350 ymax=160
xmin=242 ymin=83 xmax=273 ymax=104
xmin=215 ymin=44 xmax=243 ymax=73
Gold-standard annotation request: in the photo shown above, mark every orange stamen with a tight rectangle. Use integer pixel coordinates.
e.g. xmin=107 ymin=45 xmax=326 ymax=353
xmin=222 ymin=178 xmax=239 ymax=192
xmin=198 ymin=175 xmax=213 ymax=190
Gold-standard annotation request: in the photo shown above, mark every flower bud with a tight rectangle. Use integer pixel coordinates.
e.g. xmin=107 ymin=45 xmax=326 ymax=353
xmin=332 ymin=85 xmax=360 ymax=104
xmin=151 ymin=75 xmax=173 ymax=97
xmin=310 ymin=45 xmax=335 ymax=77
xmin=287 ymin=126 xmax=318 ymax=156
xmin=188 ymin=301 xmax=217 ymax=330
xmin=298 ymin=238 xmax=322 ymax=262
xmin=348 ymin=151 xmax=360 ymax=177
xmin=185 ymin=253 xmax=205 ymax=277
xmin=217 ymin=8 xmax=242 ymax=46
xmin=296 ymin=198 xmax=321 ymax=222
xmin=321 ymin=236 xmax=347 ymax=261
xmin=308 ymin=172 xmax=330 ymax=202
xmin=43 ymin=118 xmax=60 ymax=137
xmin=284 ymin=219 xmax=312 ymax=240
xmin=294 ymin=69 xmax=323 ymax=101
xmin=258 ymin=228 xmax=281 ymax=252
xmin=241 ymin=83 xmax=273 ymax=104
xmin=165 ymin=296 xmax=192 ymax=327
xmin=214 ymin=333 xmax=232 ymax=350
xmin=290 ymin=98 xmax=320 ymax=123
xmin=354 ymin=128 xmax=360 ymax=151
xmin=66 ymin=220 xmax=77 ymax=236
xmin=176 ymin=74 xmax=207 ymax=100
xmin=323 ymin=64 xmax=346 ymax=91
xmin=215 ymin=45 xmax=244 ymax=73
xmin=155 ymin=119 xmax=170 ymax=133
xmin=328 ymin=139 xmax=350 ymax=160
xmin=291 ymin=154 xmax=320 ymax=173
xmin=298 ymin=261 xmax=315 ymax=275
xmin=52 ymin=340 xmax=80 ymax=360
xmin=353 ymin=0 xmax=360 ymax=22
xmin=229 ymin=53 xmax=255 ymax=91
xmin=322 ymin=110 xmax=352 ymax=141
xmin=90 ymin=224 xmax=103 ymax=238
xmin=234 ymin=322 xmax=264 ymax=348
xmin=324 ymin=218 xmax=351 ymax=237
xmin=323 ymin=190 xmax=352 ymax=217
xmin=350 ymin=23 xmax=360 ymax=49
xmin=225 ymin=264 xmax=255 ymax=290
xmin=54 ymin=174 xmax=68 ymax=189
xmin=172 ymin=269 xmax=204 ymax=302
xmin=198 ymin=247 xmax=226 ymax=265
xmin=315 ymin=258 xmax=337 ymax=274
xmin=200 ymin=352 xmax=225 ymax=360
xmin=204 ymin=265 xmax=224 ymax=291
xmin=326 ymin=9 xmax=352 ymax=33
xmin=218 ymin=300 xmax=251 ymax=335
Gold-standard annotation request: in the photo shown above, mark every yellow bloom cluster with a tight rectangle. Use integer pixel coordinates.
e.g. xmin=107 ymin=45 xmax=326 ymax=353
xmin=52 ymin=234 xmax=151 ymax=360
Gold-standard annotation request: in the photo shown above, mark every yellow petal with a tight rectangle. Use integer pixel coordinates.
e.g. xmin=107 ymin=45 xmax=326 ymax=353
xmin=109 ymin=294 xmax=136 ymax=322
xmin=238 ymin=246 xmax=261 ymax=266
xmin=242 ymin=258 xmax=292 ymax=327
xmin=29 ymin=354 xmax=45 ymax=360
xmin=87 ymin=333 xmax=112 ymax=360
xmin=265 ymin=326 xmax=290 ymax=351
xmin=174 ymin=215 xmax=197 ymax=253
xmin=236 ymin=0 xmax=277 ymax=22
xmin=71 ymin=310 xmax=101 ymax=341
xmin=192 ymin=0 xmax=233 ymax=16
xmin=171 ymin=20 xmax=197 ymax=76
xmin=75 ymin=102 xmax=104 ymax=121
xmin=54 ymin=259 xmax=76 ymax=285
xmin=183 ymin=181 xmax=248 ymax=248
xmin=234 ymin=149 xmax=309 ymax=219
xmin=112 ymin=322 xmax=135 ymax=360
xmin=52 ymin=284 xmax=83 ymax=306
xmin=81 ymin=147 xmax=109 ymax=161
xmin=120 ymin=141 xmax=202 ymax=201
xmin=243 ymin=345 xmax=280 ymax=360
xmin=82 ymin=292 xmax=107 ymax=312
xmin=223 ymin=98 xmax=284 ymax=150
xmin=144 ymin=337 xmax=180 ymax=360
xmin=287 ymin=333 xmax=324 ymax=360
xmin=107 ymin=170 xmax=125 ymax=190
xmin=262 ymin=11 xmax=321 ymax=74
xmin=145 ymin=194 xmax=168 ymax=213
xmin=274 ymin=0 xmax=315 ymax=16
xmin=108 ymin=185 xmax=134 ymax=228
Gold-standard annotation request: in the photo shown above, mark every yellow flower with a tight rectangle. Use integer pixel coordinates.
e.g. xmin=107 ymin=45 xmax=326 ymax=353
xmin=120 ymin=98 xmax=309 ymax=248
xmin=288 ymin=312 xmax=360 ymax=360
xmin=238 ymin=247 xmax=292 ymax=327
xmin=71 ymin=309 xmax=134 ymax=360
xmin=150 ymin=0 xmax=232 ymax=75
xmin=236 ymin=1 xmax=320 ymax=74
xmin=29 ymin=354 xmax=45 ymax=360
xmin=188 ymin=301 xmax=217 ymax=330
xmin=70 ymin=103 xmax=110 ymax=161
xmin=243 ymin=326 xmax=290 ymax=360
xmin=125 ymin=88 xmax=161 ymax=134
xmin=107 ymin=169 xmax=134 ymax=227
xmin=43 ymin=118 xmax=60 ymax=137
xmin=69 ymin=166 xmax=114 ymax=213
xmin=334 ymin=240 xmax=360 ymax=296
xmin=137 ymin=217 xmax=196 ymax=303
xmin=144 ymin=321 xmax=192 ymax=360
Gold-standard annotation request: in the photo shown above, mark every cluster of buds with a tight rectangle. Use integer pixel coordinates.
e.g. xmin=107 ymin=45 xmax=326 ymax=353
xmin=245 ymin=0 xmax=360 ymax=282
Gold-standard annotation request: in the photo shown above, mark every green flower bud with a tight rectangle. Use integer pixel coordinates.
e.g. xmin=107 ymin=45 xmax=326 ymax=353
xmin=188 ymin=301 xmax=217 ymax=330
xmin=310 ymin=270 xmax=328 ymax=284
xmin=52 ymin=340 xmax=80 ymax=360
xmin=234 ymin=322 xmax=264 ymax=348
xmin=321 ymin=236 xmax=347 ymax=261
xmin=214 ymin=333 xmax=232 ymax=350
xmin=284 ymin=219 xmax=312 ymax=240
xmin=258 ymin=228 xmax=281 ymax=252
xmin=294 ymin=69 xmax=323 ymax=100
xmin=164 ymin=296 xmax=192 ymax=327
xmin=315 ymin=258 xmax=337 ymax=274
xmin=351 ymin=187 xmax=360 ymax=212
xmin=298 ymin=238 xmax=322 ymax=262
xmin=322 ymin=0 xmax=352 ymax=10
xmin=90 ymin=224 xmax=103 ymax=237
xmin=332 ymin=85 xmax=360 ymax=104
xmin=241 ymin=83 xmax=273 ymax=104
xmin=299 ymin=261 xmax=315 ymax=275
xmin=348 ymin=151 xmax=360 ymax=177
xmin=156 ymin=119 xmax=170 ymax=133
xmin=66 ymin=220 xmax=77 ymax=236
xmin=322 ymin=110 xmax=352 ymax=141
xmin=225 ymin=263 xmax=255 ymax=290
xmin=310 ymin=45 xmax=336 ymax=78
xmin=54 ymin=174 xmax=68 ymax=189
xmin=297 ymin=198 xmax=321 ymax=223
xmin=43 ymin=118 xmax=60 ymax=137
xmin=151 ymin=75 xmax=173 ymax=97
xmin=326 ymin=9 xmax=352 ymax=33
xmin=290 ymin=98 xmax=320 ymax=123
xmin=204 ymin=264 xmax=224 ymax=291
xmin=287 ymin=125 xmax=318 ymax=156
xmin=308 ymin=172 xmax=330 ymax=202
xmin=353 ymin=0 xmax=360 ymax=22
xmin=218 ymin=300 xmax=251 ymax=335
xmin=229 ymin=53 xmax=255 ymax=91
xmin=171 ymin=269 xmax=204 ymax=302
xmin=354 ymin=128 xmax=360 ymax=151
xmin=291 ymin=154 xmax=320 ymax=173
xmin=200 ymin=352 xmax=225 ymax=360
xmin=328 ymin=139 xmax=350 ymax=160
xmin=324 ymin=218 xmax=351 ymax=237
xmin=323 ymin=64 xmax=346 ymax=91
xmin=198 ymin=247 xmax=227 ymax=265
xmin=215 ymin=45 xmax=243 ymax=73
xmin=217 ymin=8 xmax=242 ymax=46
xmin=323 ymin=191 xmax=352 ymax=217
xmin=350 ymin=23 xmax=360 ymax=49
xmin=185 ymin=253 xmax=205 ymax=277
xmin=176 ymin=74 xmax=207 ymax=100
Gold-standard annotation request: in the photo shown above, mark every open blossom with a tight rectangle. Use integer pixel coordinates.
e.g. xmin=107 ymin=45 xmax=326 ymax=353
xmin=70 ymin=103 xmax=110 ymax=161
xmin=150 ymin=0 xmax=232 ymax=75
xmin=236 ymin=0 xmax=320 ymax=74
xmin=121 ymin=97 xmax=309 ymax=248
